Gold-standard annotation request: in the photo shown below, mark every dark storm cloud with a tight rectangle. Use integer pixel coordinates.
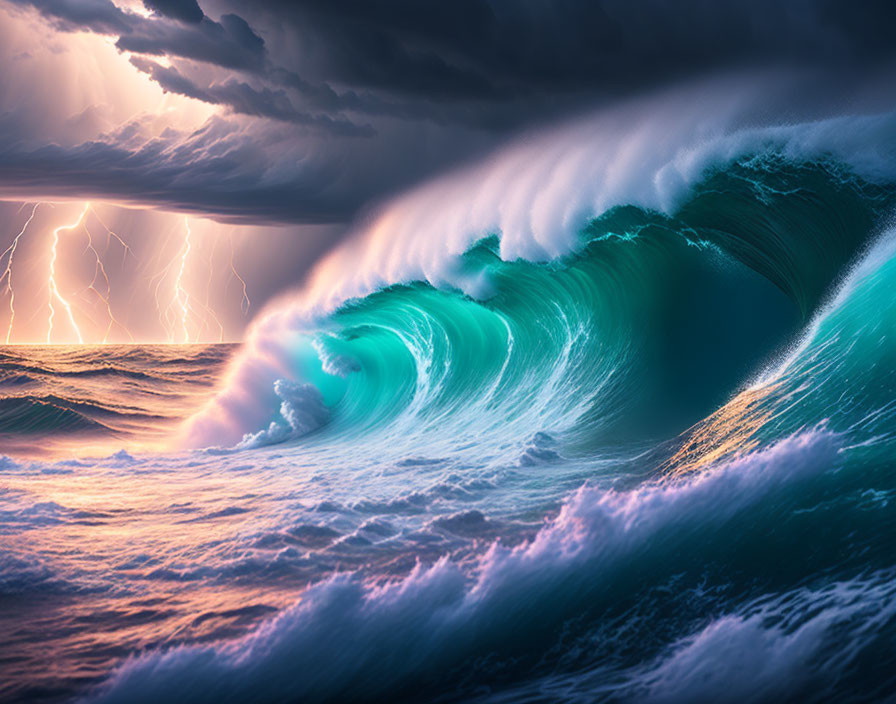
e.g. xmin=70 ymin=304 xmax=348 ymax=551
xmin=142 ymin=0 xmax=203 ymax=24
xmin=116 ymin=13 xmax=267 ymax=71
xmin=0 ymin=109 xmax=493 ymax=223
xmin=240 ymin=0 xmax=896 ymax=102
xmin=8 ymin=0 xmax=267 ymax=70
xmin=7 ymin=0 xmax=131 ymax=33
xmin=2 ymin=0 xmax=896 ymax=225
xmin=128 ymin=57 xmax=374 ymax=134
xmin=0 ymin=119 xmax=352 ymax=222
xmin=14 ymin=0 xmax=896 ymax=110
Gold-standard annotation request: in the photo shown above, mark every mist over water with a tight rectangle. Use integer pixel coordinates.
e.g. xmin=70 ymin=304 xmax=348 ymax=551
xmin=3 ymin=79 xmax=896 ymax=703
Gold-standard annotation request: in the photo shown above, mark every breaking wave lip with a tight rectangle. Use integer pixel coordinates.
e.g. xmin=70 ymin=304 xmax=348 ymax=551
xmin=85 ymin=430 xmax=845 ymax=704
xmin=181 ymin=75 xmax=896 ymax=451
xmin=189 ymin=161 xmax=890 ymax=453
xmin=264 ymin=80 xmax=896 ymax=319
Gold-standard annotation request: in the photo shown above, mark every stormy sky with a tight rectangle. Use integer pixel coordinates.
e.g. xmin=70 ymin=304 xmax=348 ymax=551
xmin=2 ymin=0 xmax=896 ymax=226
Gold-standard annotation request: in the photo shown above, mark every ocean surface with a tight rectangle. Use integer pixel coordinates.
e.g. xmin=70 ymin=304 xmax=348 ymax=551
xmin=3 ymin=96 xmax=896 ymax=703
xmin=0 ymin=345 xmax=235 ymax=459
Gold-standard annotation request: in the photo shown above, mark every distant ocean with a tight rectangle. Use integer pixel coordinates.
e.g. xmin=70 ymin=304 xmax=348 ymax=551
xmin=0 ymin=345 xmax=234 ymax=458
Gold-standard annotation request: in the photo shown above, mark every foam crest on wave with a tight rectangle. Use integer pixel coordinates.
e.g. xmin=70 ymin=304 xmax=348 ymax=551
xmin=490 ymin=569 xmax=896 ymax=703
xmin=281 ymin=82 xmax=896 ymax=318
xmin=88 ymin=430 xmax=842 ymax=703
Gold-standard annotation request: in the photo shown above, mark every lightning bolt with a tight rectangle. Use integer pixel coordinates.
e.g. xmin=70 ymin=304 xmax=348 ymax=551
xmin=82 ymin=212 xmax=134 ymax=343
xmin=201 ymin=235 xmax=224 ymax=343
xmin=229 ymin=234 xmax=251 ymax=315
xmin=5 ymin=202 xmax=244 ymax=344
xmin=1 ymin=203 xmax=41 ymax=344
xmin=173 ymin=217 xmax=193 ymax=343
xmin=150 ymin=217 xmax=248 ymax=344
xmin=148 ymin=226 xmax=179 ymax=342
xmin=47 ymin=204 xmax=89 ymax=344
xmin=90 ymin=208 xmax=135 ymax=267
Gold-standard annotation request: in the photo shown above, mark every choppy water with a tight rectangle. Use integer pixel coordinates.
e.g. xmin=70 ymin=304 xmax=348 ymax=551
xmin=3 ymin=97 xmax=896 ymax=703
xmin=0 ymin=344 xmax=235 ymax=458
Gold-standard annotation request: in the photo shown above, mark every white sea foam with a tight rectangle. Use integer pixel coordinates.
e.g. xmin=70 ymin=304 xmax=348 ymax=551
xmin=88 ymin=430 xmax=843 ymax=703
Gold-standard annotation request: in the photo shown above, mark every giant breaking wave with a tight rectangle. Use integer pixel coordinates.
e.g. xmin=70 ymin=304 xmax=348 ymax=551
xmin=8 ymin=76 xmax=896 ymax=704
